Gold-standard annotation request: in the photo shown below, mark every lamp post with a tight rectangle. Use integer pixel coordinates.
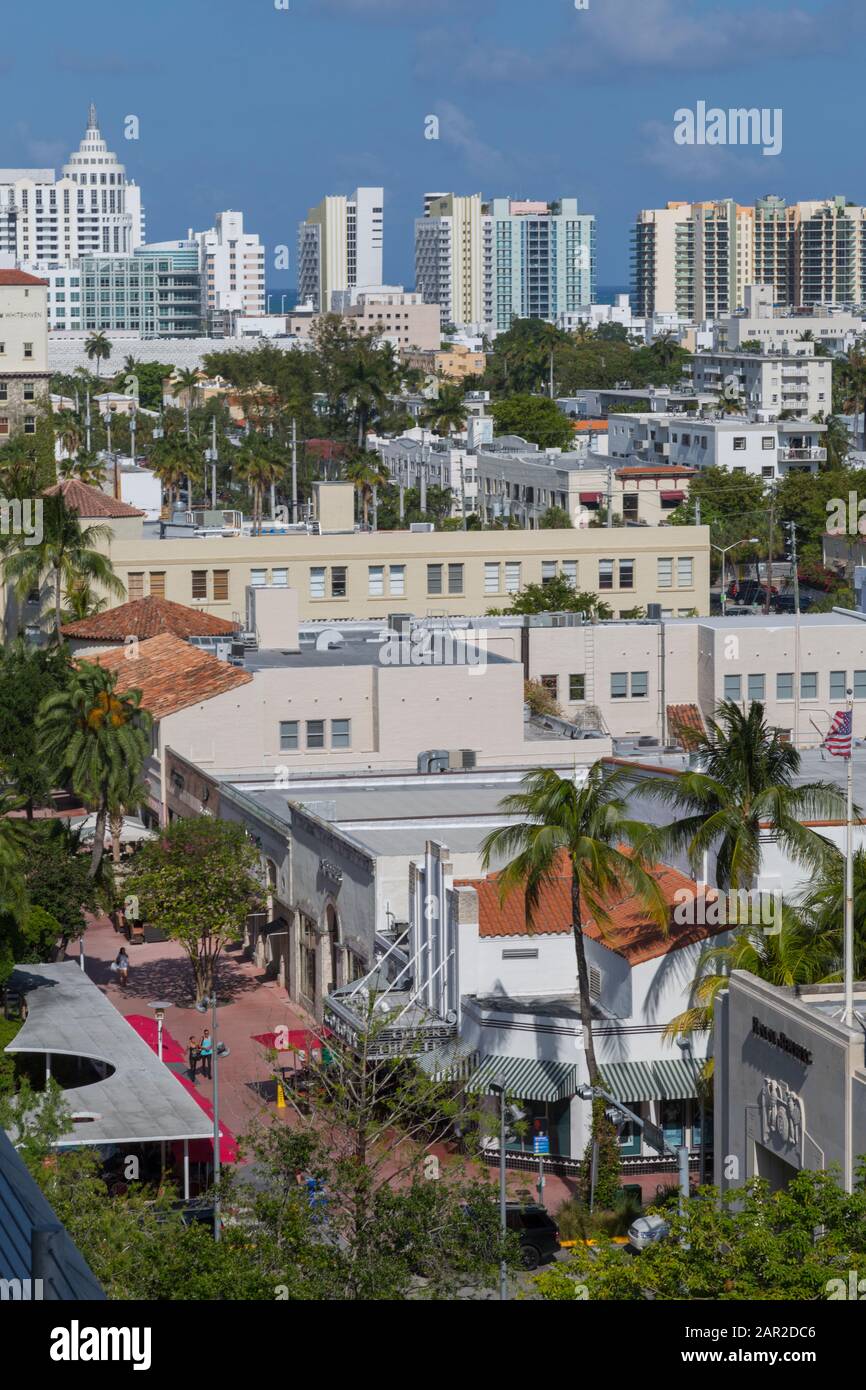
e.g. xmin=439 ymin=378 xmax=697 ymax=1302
xmin=197 ymin=989 xmax=227 ymax=1241
xmin=148 ymin=1000 xmax=172 ymax=1063
xmin=677 ymin=1036 xmax=704 ymax=1186
xmin=712 ymin=537 xmax=760 ymax=614
xmin=489 ymin=1075 xmax=508 ymax=1302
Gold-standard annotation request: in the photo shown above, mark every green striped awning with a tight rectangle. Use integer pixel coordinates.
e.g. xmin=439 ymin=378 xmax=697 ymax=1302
xmin=417 ymin=1046 xmax=479 ymax=1082
xmin=467 ymin=1056 xmax=578 ymax=1102
xmin=599 ymin=1058 xmax=701 ymax=1103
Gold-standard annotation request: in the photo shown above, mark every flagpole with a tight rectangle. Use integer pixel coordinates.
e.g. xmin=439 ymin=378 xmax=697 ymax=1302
xmin=844 ymin=688 xmax=855 ymax=1027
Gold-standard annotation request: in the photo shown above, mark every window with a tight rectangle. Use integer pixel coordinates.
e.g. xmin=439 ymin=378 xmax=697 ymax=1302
xmin=310 ymin=567 xmax=326 ymax=599
xmin=328 ymin=566 xmax=346 ymax=598
xmin=23 ymin=416 xmax=35 ymax=434
xmin=250 ymin=568 xmax=267 ymax=588
xmin=747 ymin=674 xmax=765 ymax=702
xmin=830 ymin=670 xmax=846 ymax=701
xmin=800 ymin=671 xmax=817 ymax=699
xmin=213 ymin=569 xmax=229 ymax=602
xmin=427 ymin=563 xmax=443 ymax=595
xmin=854 ymin=671 xmax=866 ymax=699
xmin=540 ymin=675 xmax=558 ymax=699
xmin=777 ymin=672 xmax=794 ymax=700
xmin=630 ymin=671 xmax=648 ymax=698
xmin=562 ymin=559 xmax=577 ymax=588
xmin=389 ymin=564 xmax=405 ymax=597
xmin=657 ymin=557 xmax=673 ymax=589
xmin=149 ymin=571 xmax=165 ymax=598
xmin=448 ymin=563 xmax=464 ymax=595
xmin=368 ymin=565 xmax=385 ymax=597
xmin=191 ymin=571 xmax=208 ymax=600
xmin=0 ymin=416 xmax=10 ymax=435
xmin=279 ymin=720 xmax=299 ymax=751
xmin=331 ymin=719 xmax=351 ymax=749
xmin=619 ymin=558 xmax=635 ymax=590
xmin=484 ymin=562 xmax=500 ymax=595
xmin=569 ymin=673 xmax=586 ymax=701
xmin=306 ymin=720 xmax=325 ymax=749
xmin=599 ymin=559 xmax=614 ymax=590
xmin=733 ymin=437 xmax=746 ymax=450
xmin=762 ymin=436 xmax=775 ymax=449
xmin=23 ymin=342 xmax=33 ymax=359
xmin=611 ymin=672 xmax=628 ymax=699
xmin=541 ymin=561 xmax=557 ymax=585
xmin=271 ymin=568 xmax=288 ymax=588
xmin=724 ymin=674 xmax=742 ymax=701
xmin=22 ymin=382 xmax=35 ymax=401
xmin=504 ymin=562 xmax=521 ymax=593
xmin=127 ymin=572 xmax=144 ymax=601
xmin=677 ymin=556 xmax=694 ymax=587
xmin=622 ymin=494 xmax=639 ymax=523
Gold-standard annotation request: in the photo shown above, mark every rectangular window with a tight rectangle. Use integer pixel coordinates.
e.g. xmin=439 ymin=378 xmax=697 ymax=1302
xmin=569 ymin=673 xmax=586 ymax=701
xmin=599 ymin=559 xmax=614 ymax=590
xmin=724 ymin=674 xmax=742 ymax=701
xmin=747 ymin=674 xmax=765 ymax=702
xmin=23 ymin=342 xmax=33 ymax=359
xmin=631 ymin=671 xmax=648 ymax=698
xmin=331 ymin=718 xmax=351 ymax=749
xmin=800 ymin=671 xmax=817 ymax=700
xmin=22 ymin=382 xmax=35 ymax=401
xmin=762 ymin=436 xmax=775 ymax=449
xmin=427 ymin=563 xmax=443 ymax=595
xmin=271 ymin=568 xmax=288 ymax=588
xmin=830 ymin=670 xmax=846 ymax=701
xmin=330 ymin=566 xmax=347 ymax=598
xmin=677 ymin=556 xmax=694 ymax=587
xmin=127 ymin=572 xmax=144 ymax=601
xmin=149 ymin=571 xmax=166 ymax=599
xmin=777 ymin=672 xmax=794 ymax=700
xmin=541 ymin=561 xmax=557 ymax=585
xmin=0 ymin=417 xmax=9 ymax=436
xmin=389 ymin=564 xmax=405 ymax=597
xmin=192 ymin=571 xmax=208 ymax=600
xmin=504 ymin=561 xmax=521 ymax=594
xmin=448 ymin=563 xmax=464 ymax=595
xmin=213 ymin=569 xmax=229 ymax=602
xmin=562 ymin=559 xmax=577 ymax=588
xmin=309 ymin=567 xmax=326 ymax=600
xmin=611 ymin=672 xmax=628 ymax=699
xmin=657 ymin=557 xmax=673 ymax=589
xmin=23 ymin=416 xmax=35 ymax=434
xmin=619 ymin=559 xmax=635 ymax=590
xmin=368 ymin=565 xmax=385 ymax=597
xmin=484 ymin=562 xmax=500 ymax=595
xmin=250 ymin=568 xmax=267 ymax=588
xmin=306 ymin=720 xmax=325 ymax=749
xmin=854 ymin=671 xmax=866 ymax=699
xmin=733 ymin=437 xmax=746 ymax=450
xmin=279 ymin=720 xmax=299 ymax=752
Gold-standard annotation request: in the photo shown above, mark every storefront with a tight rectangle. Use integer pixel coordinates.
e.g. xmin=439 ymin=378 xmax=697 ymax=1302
xmin=715 ymin=971 xmax=866 ymax=1194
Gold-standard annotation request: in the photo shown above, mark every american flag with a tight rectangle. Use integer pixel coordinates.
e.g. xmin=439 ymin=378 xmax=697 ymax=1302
xmin=824 ymin=709 xmax=853 ymax=757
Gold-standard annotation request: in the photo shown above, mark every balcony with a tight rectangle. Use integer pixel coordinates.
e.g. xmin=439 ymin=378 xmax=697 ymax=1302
xmin=778 ymin=446 xmax=826 ymax=462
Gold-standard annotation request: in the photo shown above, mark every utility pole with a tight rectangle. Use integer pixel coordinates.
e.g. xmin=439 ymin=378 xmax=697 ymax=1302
xmin=606 ymin=466 xmax=613 ymax=528
xmin=291 ymin=417 xmax=298 ymax=523
xmin=129 ymin=405 xmax=136 ymax=466
xmin=694 ymin=496 xmax=701 ymax=526
xmin=549 ymin=349 xmax=554 ymax=401
xmin=85 ymin=393 xmax=91 ymax=456
xmin=211 ymin=414 xmax=217 ymax=509
xmin=460 ymin=457 xmax=467 ymax=530
xmin=785 ymin=520 xmax=802 ymax=749
xmin=764 ymin=485 xmax=776 ymax=615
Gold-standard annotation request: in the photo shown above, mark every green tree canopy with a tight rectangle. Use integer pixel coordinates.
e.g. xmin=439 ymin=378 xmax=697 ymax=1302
xmin=490 ymin=394 xmax=575 ymax=451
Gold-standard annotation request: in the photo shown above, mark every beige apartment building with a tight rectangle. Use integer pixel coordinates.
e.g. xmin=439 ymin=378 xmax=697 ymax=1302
xmin=0 ymin=269 xmax=50 ymax=442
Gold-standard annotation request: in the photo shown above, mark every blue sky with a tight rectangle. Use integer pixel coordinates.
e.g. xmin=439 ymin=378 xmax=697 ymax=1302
xmin=3 ymin=0 xmax=865 ymax=292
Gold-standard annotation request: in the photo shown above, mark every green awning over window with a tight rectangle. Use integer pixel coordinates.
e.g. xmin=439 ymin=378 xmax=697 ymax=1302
xmin=599 ymin=1058 xmax=701 ymax=1103
xmin=417 ymin=1045 xmax=479 ymax=1082
xmin=467 ymin=1055 xmax=578 ymax=1102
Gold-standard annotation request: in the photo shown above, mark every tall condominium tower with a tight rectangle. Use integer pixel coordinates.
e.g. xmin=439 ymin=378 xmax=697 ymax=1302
xmin=194 ymin=210 xmax=265 ymax=323
xmin=297 ymin=187 xmax=384 ymax=313
xmin=0 ymin=105 xmax=145 ymax=264
xmin=415 ymin=193 xmax=595 ymax=332
xmin=632 ymin=196 xmax=866 ymax=316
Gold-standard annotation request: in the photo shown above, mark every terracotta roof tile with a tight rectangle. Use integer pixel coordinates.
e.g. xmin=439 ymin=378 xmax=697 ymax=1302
xmin=44 ymin=478 xmax=145 ymax=518
xmin=456 ymin=849 xmax=724 ymax=965
xmin=0 ymin=270 xmax=47 ymax=286
xmin=81 ymin=633 xmax=252 ymax=720
xmin=62 ymin=596 xmax=237 ymax=642
xmin=667 ymin=703 xmax=706 ymax=751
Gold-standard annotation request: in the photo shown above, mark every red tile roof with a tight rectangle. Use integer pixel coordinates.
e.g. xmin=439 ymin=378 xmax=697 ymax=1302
xmin=82 ymin=633 xmax=252 ymax=720
xmin=44 ymin=478 xmax=145 ymax=518
xmin=667 ymin=703 xmax=706 ymax=751
xmin=457 ymin=849 xmax=724 ymax=965
xmin=61 ymin=596 xmax=237 ymax=642
xmin=0 ymin=269 xmax=48 ymax=287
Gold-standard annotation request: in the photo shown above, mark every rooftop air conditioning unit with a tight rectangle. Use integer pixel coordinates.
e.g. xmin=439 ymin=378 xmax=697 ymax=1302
xmin=448 ymin=749 xmax=477 ymax=770
xmin=409 ymin=522 xmax=435 ymax=533
xmin=418 ymin=749 xmax=450 ymax=774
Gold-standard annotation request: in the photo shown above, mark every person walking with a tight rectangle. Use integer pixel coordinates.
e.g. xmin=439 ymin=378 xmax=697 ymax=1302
xmin=114 ymin=948 xmax=130 ymax=989
xmin=187 ymin=1035 xmax=201 ymax=1082
xmin=199 ymin=1029 xmax=213 ymax=1080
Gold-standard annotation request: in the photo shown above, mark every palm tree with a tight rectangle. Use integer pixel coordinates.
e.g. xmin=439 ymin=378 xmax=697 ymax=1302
xmin=419 ymin=381 xmax=469 ymax=439
xmin=337 ymin=335 xmax=399 ymax=448
xmin=837 ymin=345 xmax=866 ymax=449
xmin=638 ymin=701 xmax=848 ymax=894
xmin=480 ymin=765 xmax=668 ymax=1090
xmin=84 ymin=332 xmax=112 ymax=380
xmin=37 ymin=664 xmax=152 ymax=879
xmin=148 ymin=438 xmax=186 ymax=516
xmin=171 ymin=368 xmax=201 ymax=440
xmin=54 ymin=409 xmax=83 ymax=463
xmin=60 ymin=575 xmax=110 ymax=624
xmin=345 ymin=453 xmax=389 ymax=529
xmin=1 ymin=492 xmax=125 ymax=640
xmin=237 ymin=438 xmax=284 ymax=535
xmin=798 ymin=847 xmax=866 ymax=979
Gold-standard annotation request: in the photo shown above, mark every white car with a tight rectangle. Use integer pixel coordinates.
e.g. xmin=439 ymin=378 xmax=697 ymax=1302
xmin=627 ymin=1214 xmax=671 ymax=1252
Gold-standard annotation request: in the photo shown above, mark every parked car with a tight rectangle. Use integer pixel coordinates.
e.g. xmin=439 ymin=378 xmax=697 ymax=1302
xmin=505 ymin=1202 xmax=561 ymax=1269
xmin=627 ymin=1213 xmax=671 ymax=1252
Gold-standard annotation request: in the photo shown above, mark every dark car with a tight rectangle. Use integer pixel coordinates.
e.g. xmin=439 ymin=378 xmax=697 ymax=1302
xmin=506 ymin=1202 xmax=561 ymax=1270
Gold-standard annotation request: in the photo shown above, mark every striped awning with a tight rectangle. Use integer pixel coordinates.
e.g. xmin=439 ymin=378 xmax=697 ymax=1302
xmin=599 ymin=1058 xmax=701 ymax=1103
xmin=467 ymin=1055 xmax=578 ymax=1102
xmin=417 ymin=1045 xmax=479 ymax=1082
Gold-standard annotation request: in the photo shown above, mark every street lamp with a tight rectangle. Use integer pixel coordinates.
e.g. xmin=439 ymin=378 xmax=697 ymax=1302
xmin=148 ymin=1000 xmax=172 ymax=1063
xmin=196 ymin=989 xmax=229 ymax=1242
xmin=576 ymin=1083 xmax=691 ymax=1217
xmin=712 ymin=537 xmax=760 ymax=614
xmin=677 ymin=1037 xmax=704 ymax=1186
xmin=489 ymin=1075 xmax=508 ymax=1302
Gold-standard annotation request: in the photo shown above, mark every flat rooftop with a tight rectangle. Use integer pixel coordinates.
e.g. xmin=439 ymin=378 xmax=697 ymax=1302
xmin=6 ymin=964 xmax=216 ymax=1148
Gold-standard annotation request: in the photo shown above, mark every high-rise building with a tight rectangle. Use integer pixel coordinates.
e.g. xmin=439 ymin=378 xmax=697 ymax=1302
xmin=0 ymin=105 xmax=145 ymax=265
xmin=194 ymin=211 xmax=265 ymax=326
xmin=632 ymin=196 xmax=866 ymax=317
xmin=297 ymin=188 xmax=384 ymax=313
xmin=77 ymin=244 xmax=203 ymax=336
xmin=415 ymin=193 xmax=595 ymax=332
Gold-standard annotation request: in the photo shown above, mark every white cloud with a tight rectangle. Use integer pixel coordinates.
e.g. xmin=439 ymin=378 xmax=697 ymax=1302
xmin=434 ymin=101 xmax=510 ymax=179
xmin=638 ymin=119 xmax=782 ymax=182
